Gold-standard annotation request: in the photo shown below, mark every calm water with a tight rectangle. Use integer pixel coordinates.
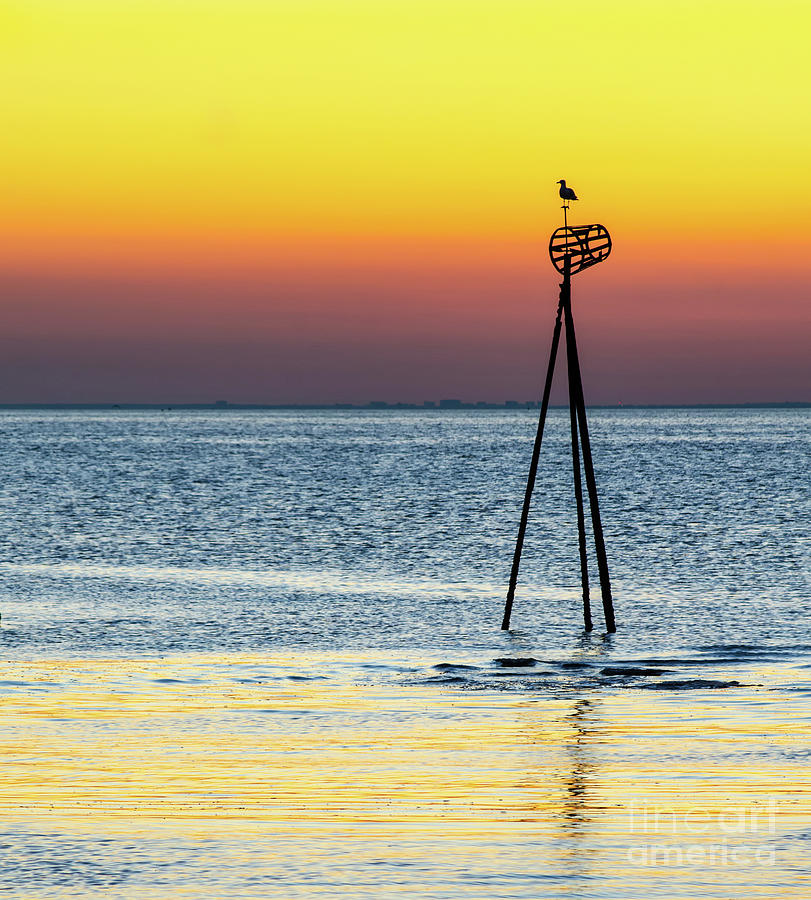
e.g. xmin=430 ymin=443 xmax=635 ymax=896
xmin=0 ymin=408 xmax=808 ymax=897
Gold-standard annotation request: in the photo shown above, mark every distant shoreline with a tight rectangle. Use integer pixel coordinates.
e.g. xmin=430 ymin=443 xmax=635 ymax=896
xmin=0 ymin=402 xmax=808 ymax=411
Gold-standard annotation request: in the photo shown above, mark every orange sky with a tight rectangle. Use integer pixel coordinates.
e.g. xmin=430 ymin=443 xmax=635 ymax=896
xmin=1 ymin=0 xmax=809 ymax=403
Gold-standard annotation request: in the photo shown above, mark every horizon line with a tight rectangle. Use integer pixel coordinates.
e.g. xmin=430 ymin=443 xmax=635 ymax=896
xmin=0 ymin=401 xmax=808 ymax=411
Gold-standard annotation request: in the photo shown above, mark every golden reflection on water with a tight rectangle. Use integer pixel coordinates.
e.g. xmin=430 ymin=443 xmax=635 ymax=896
xmin=0 ymin=653 xmax=808 ymax=898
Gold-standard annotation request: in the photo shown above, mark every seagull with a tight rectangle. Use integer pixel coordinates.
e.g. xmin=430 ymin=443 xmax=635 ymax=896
xmin=557 ymin=179 xmax=578 ymax=201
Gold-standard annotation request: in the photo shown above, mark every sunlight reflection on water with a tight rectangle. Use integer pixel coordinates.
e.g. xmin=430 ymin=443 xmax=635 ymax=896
xmin=0 ymin=408 xmax=808 ymax=897
xmin=0 ymin=560 xmax=498 ymax=601
xmin=0 ymin=652 xmax=808 ymax=899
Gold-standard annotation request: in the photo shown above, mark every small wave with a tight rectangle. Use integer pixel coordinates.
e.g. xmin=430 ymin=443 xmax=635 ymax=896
xmin=699 ymin=643 xmax=811 ymax=652
xmin=494 ymin=657 xmax=537 ymax=667
xmin=638 ymin=678 xmax=742 ymax=691
xmin=600 ymin=666 xmax=669 ymax=676
xmin=698 ymin=643 xmax=811 ymax=660
xmin=628 ymin=657 xmax=731 ymax=667
xmin=699 ymin=643 xmax=764 ymax=651
xmin=433 ymin=663 xmax=480 ymax=672
xmin=415 ymin=675 xmax=469 ymax=685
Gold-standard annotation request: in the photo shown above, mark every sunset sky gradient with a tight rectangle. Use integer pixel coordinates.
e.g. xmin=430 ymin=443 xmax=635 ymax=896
xmin=1 ymin=0 xmax=809 ymax=403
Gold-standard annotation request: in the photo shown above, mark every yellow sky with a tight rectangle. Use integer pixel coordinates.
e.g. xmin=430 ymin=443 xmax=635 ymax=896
xmin=1 ymin=0 xmax=810 ymax=264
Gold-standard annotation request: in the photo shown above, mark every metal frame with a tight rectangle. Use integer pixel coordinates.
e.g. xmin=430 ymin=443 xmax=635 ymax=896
xmin=501 ymin=216 xmax=616 ymax=633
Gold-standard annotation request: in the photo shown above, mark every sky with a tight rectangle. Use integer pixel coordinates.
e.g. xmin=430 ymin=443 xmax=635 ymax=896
xmin=0 ymin=0 xmax=809 ymax=404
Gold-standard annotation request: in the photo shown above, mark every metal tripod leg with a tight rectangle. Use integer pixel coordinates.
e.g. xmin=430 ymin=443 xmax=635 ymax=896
xmin=567 ymin=335 xmax=593 ymax=631
xmin=501 ymin=299 xmax=564 ymax=630
xmin=562 ymin=293 xmax=617 ymax=633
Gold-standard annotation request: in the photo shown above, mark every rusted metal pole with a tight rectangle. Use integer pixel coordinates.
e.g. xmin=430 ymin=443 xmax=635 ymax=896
xmin=561 ymin=287 xmax=616 ymax=633
xmin=501 ymin=296 xmax=565 ymax=630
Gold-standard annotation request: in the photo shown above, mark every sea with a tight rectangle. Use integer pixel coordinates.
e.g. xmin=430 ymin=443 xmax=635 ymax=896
xmin=0 ymin=407 xmax=808 ymax=898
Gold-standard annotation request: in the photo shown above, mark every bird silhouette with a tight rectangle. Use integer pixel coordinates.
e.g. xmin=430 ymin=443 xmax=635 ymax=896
xmin=557 ymin=179 xmax=578 ymax=201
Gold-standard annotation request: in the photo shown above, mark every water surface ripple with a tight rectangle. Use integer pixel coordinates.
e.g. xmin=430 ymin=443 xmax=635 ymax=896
xmin=0 ymin=408 xmax=808 ymax=898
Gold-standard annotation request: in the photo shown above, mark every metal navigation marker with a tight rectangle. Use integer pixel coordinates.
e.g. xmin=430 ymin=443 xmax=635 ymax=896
xmin=501 ymin=183 xmax=617 ymax=633
xmin=549 ymin=224 xmax=611 ymax=274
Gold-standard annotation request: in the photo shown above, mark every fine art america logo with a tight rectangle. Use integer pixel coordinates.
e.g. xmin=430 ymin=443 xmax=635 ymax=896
xmin=627 ymin=800 xmax=777 ymax=867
